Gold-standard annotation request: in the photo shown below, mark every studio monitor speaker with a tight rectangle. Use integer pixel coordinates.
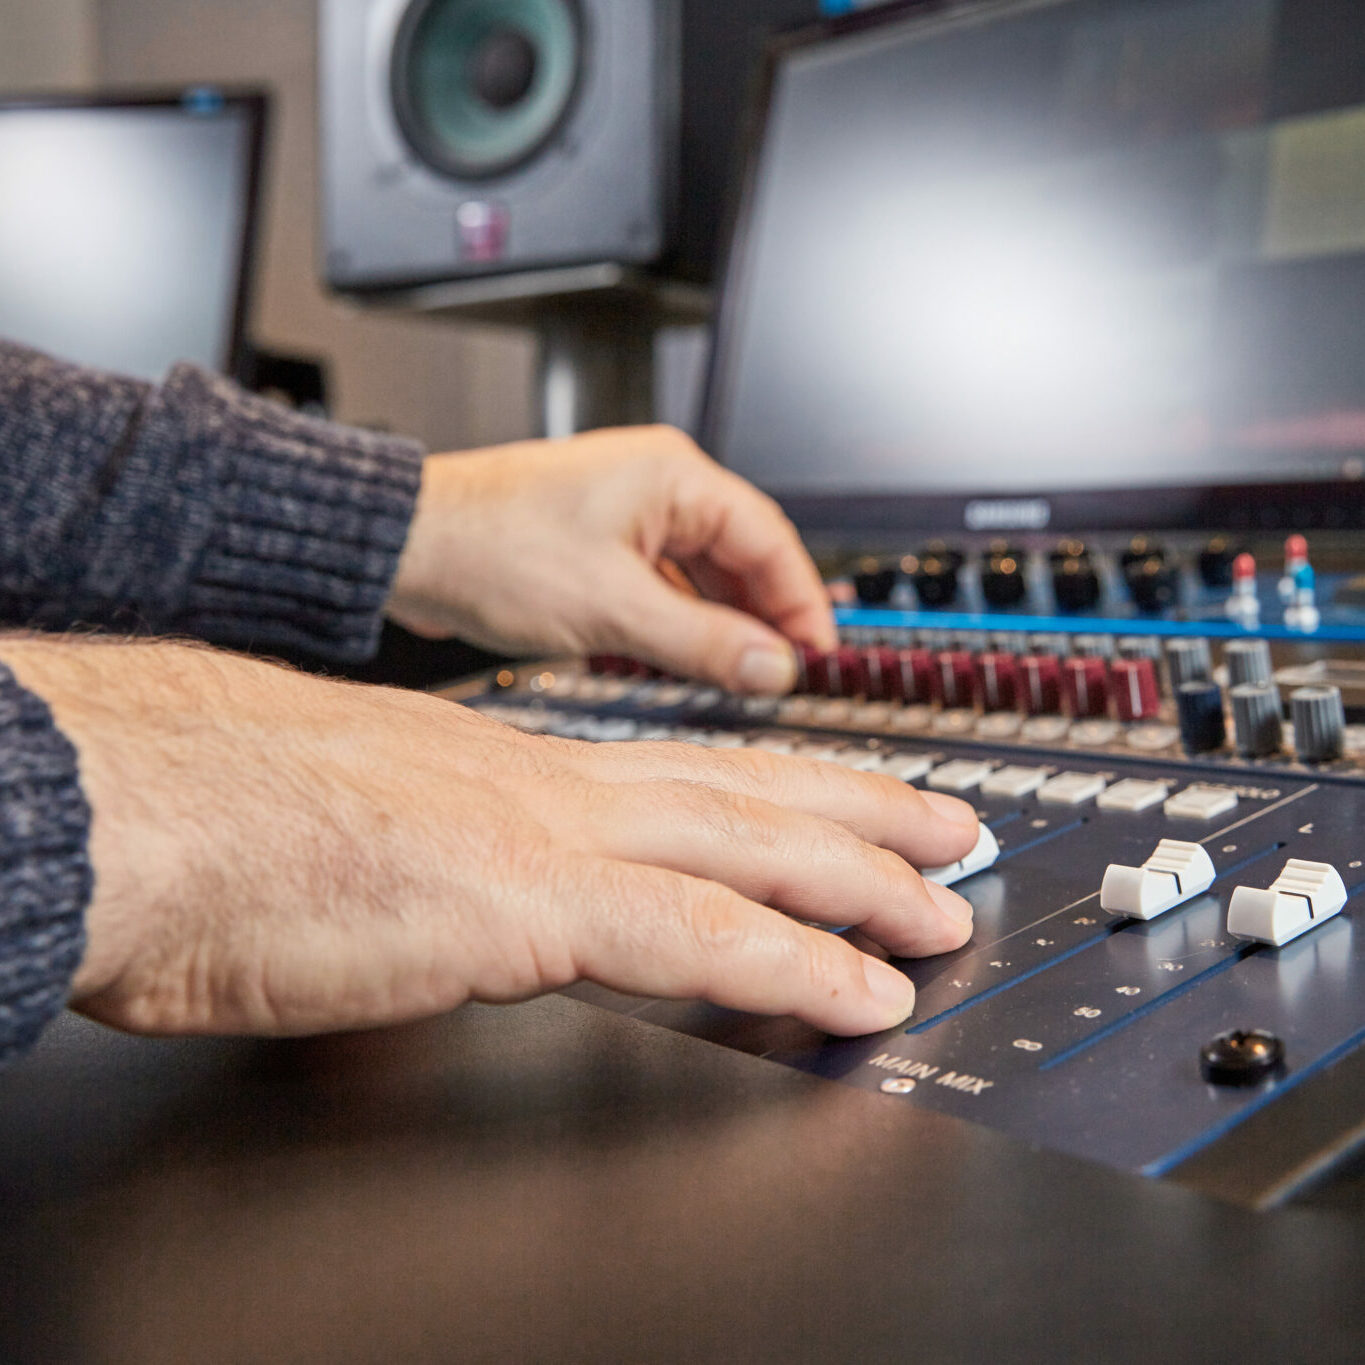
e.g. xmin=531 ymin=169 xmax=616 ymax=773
xmin=319 ymin=0 xmax=823 ymax=299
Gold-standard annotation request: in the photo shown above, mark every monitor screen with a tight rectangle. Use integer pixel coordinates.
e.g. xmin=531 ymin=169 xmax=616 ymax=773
xmin=0 ymin=94 xmax=262 ymax=382
xmin=704 ymin=0 xmax=1365 ymax=530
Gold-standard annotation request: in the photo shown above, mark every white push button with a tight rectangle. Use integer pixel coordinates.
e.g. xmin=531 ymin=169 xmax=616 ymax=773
xmin=832 ymin=748 xmax=891 ymax=772
xmin=1100 ymin=839 xmax=1216 ymax=920
xmin=1096 ymin=778 xmax=1170 ymax=813
xmin=923 ymin=825 xmax=1001 ymax=886
xmin=880 ymin=752 xmax=935 ymax=783
xmin=1037 ymin=771 xmax=1108 ymax=805
xmin=927 ymin=759 xmax=994 ymax=792
xmin=980 ymin=765 xmax=1048 ymax=798
xmin=1227 ymin=859 xmax=1348 ymax=946
xmin=1164 ymin=785 xmax=1238 ymax=820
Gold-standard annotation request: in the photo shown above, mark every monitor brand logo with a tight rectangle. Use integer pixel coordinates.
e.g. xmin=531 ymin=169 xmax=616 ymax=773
xmin=964 ymin=498 xmax=1051 ymax=531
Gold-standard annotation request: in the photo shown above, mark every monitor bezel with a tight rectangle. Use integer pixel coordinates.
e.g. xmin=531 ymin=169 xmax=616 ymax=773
xmin=699 ymin=0 xmax=1365 ymax=536
xmin=0 ymin=87 xmax=269 ymax=384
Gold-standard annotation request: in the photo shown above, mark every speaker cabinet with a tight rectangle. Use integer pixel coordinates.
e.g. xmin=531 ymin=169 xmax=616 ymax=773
xmin=319 ymin=0 xmax=821 ymax=298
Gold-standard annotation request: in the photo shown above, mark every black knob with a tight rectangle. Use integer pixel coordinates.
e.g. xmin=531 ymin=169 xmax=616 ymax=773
xmin=1049 ymin=538 xmax=1089 ymax=565
xmin=1165 ymin=637 xmax=1212 ymax=689
xmin=981 ymin=544 xmax=1028 ymax=607
xmin=852 ymin=557 xmax=899 ymax=606
xmin=1230 ymin=682 xmax=1283 ymax=757
xmin=1198 ymin=536 xmax=1240 ymax=589
xmin=1224 ymin=638 xmax=1273 ymax=688
xmin=910 ymin=554 xmax=959 ymax=608
xmin=1200 ymin=1029 xmax=1285 ymax=1086
xmin=1120 ymin=536 xmax=1166 ymax=572
xmin=1291 ymin=684 xmax=1346 ymax=763
xmin=1177 ymin=680 xmax=1226 ymax=753
xmin=1052 ymin=557 xmax=1101 ymax=612
xmin=1126 ymin=555 xmax=1180 ymax=613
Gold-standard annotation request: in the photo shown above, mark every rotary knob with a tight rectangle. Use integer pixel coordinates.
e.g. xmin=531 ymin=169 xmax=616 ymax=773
xmin=1198 ymin=536 xmax=1240 ymax=589
xmin=1291 ymin=685 xmax=1346 ymax=763
xmin=1165 ymin=637 xmax=1212 ymax=689
xmin=981 ymin=543 xmax=1029 ymax=608
xmin=895 ymin=648 xmax=936 ymax=704
xmin=1127 ymin=555 xmax=1181 ymax=613
xmin=1063 ymin=656 xmax=1110 ymax=718
xmin=1230 ymin=682 xmax=1283 ymax=758
xmin=1111 ymin=658 xmax=1160 ymax=722
xmin=860 ymin=647 xmax=903 ymax=702
xmin=1052 ymin=555 xmax=1101 ymax=612
xmin=1117 ymin=635 xmax=1162 ymax=662
xmin=976 ymin=652 xmax=1019 ymax=712
xmin=1073 ymin=633 xmax=1114 ymax=659
xmin=1224 ymin=638 xmax=1273 ymax=688
xmin=935 ymin=650 xmax=977 ymax=709
xmin=852 ymin=558 xmax=899 ymax=605
xmin=1019 ymin=654 xmax=1062 ymax=714
xmin=1177 ymin=680 xmax=1226 ymax=753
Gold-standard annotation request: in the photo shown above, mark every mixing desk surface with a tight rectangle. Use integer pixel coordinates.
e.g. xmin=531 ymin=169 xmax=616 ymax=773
xmin=448 ymin=629 xmax=1365 ymax=1206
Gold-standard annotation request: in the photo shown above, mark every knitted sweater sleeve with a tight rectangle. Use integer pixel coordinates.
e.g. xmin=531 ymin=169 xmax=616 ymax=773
xmin=0 ymin=339 xmax=424 ymax=662
xmin=0 ymin=660 xmax=91 ymax=1066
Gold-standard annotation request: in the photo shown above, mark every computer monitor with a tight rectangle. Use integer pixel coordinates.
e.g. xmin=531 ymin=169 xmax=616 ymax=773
xmin=0 ymin=90 xmax=266 ymax=383
xmin=702 ymin=0 xmax=1365 ymax=533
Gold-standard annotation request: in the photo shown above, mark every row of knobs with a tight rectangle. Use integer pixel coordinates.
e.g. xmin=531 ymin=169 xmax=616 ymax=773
xmin=1167 ymin=636 xmax=1346 ymax=761
xmin=797 ymin=643 xmax=1163 ymax=722
xmin=854 ymin=536 xmax=1242 ymax=613
xmin=794 ymin=636 xmax=1348 ymax=763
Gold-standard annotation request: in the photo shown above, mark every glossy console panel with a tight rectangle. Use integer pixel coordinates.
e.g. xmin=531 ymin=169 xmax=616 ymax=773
xmin=450 ymin=653 xmax=1365 ymax=1200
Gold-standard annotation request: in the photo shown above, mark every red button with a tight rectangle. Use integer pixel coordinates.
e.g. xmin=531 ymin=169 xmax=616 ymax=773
xmin=1111 ymin=657 xmax=1160 ymax=721
xmin=976 ymin=652 xmax=1019 ymax=712
xmin=1019 ymin=654 xmax=1062 ymax=714
xmin=1063 ymin=656 xmax=1110 ymax=718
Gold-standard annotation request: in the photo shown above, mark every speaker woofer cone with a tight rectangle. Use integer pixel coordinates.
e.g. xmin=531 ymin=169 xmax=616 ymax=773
xmin=391 ymin=0 xmax=583 ymax=180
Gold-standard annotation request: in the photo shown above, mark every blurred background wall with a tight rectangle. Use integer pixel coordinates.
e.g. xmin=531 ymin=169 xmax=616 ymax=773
xmin=0 ymin=0 xmax=539 ymax=451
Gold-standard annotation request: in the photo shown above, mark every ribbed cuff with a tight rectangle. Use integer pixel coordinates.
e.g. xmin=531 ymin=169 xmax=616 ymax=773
xmin=0 ymin=662 xmax=91 ymax=1067
xmin=157 ymin=367 xmax=425 ymax=662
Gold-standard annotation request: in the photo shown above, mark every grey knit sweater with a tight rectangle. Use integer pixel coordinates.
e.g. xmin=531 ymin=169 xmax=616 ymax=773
xmin=0 ymin=339 xmax=424 ymax=1064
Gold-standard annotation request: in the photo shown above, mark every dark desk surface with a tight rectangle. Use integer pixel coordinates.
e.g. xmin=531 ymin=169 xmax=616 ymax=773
xmin=2 ymin=995 xmax=1361 ymax=1364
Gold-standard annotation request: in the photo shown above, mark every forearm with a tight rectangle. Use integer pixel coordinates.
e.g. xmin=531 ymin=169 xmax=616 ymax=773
xmin=0 ymin=341 xmax=424 ymax=662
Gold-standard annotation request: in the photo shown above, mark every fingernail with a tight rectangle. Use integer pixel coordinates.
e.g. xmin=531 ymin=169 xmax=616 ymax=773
xmin=863 ymin=957 xmax=917 ymax=1023
xmin=921 ymin=790 xmax=981 ymax=828
xmin=735 ymin=643 xmax=797 ymax=695
xmin=926 ymin=878 xmax=975 ymax=924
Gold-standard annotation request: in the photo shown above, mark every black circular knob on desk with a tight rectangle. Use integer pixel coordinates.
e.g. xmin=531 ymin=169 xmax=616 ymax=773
xmin=1165 ymin=637 xmax=1212 ymax=689
xmin=1230 ymin=682 xmax=1283 ymax=757
xmin=1224 ymin=638 xmax=1272 ymax=687
xmin=852 ymin=558 xmax=898 ymax=605
xmin=1052 ymin=557 xmax=1101 ymax=611
xmin=981 ymin=547 xmax=1028 ymax=607
xmin=1199 ymin=1029 xmax=1285 ymax=1086
xmin=1177 ymin=680 xmax=1226 ymax=753
xmin=1126 ymin=556 xmax=1180 ymax=613
xmin=1198 ymin=536 xmax=1240 ymax=588
xmin=1291 ymin=684 xmax=1346 ymax=763
xmin=1120 ymin=536 xmax=1166 ymax=572
xmin=911 ymin=556 xmax=959 ymax=608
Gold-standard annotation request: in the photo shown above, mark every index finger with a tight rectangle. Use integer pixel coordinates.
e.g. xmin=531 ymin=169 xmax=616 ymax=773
xmin=664 ymin=455 xmax=838 ymax=652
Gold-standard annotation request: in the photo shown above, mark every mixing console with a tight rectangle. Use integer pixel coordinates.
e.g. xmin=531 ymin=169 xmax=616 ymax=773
xmin=444 ymin=618 xmax=1365 ymax=1190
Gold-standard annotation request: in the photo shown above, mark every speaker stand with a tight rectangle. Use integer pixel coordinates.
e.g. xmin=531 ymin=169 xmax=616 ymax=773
xmin=535 ymin=303 xmax=658 ymax=437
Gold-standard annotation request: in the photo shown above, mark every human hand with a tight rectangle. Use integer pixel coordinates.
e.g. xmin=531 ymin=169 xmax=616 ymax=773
xmin=385 ymin=426 xmax=836 ymax=695
xmin=2 ymin=637 xmax=977 ymax=1039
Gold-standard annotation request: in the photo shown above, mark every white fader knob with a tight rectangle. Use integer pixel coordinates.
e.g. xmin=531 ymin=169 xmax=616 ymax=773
xmin=1100 ymin=839 xmax=1216 ymax=920
xmin=923 ymin=825 xmax=1001 ymax=887
xmin=1227 ymin=859 xmax=1348 ymax=946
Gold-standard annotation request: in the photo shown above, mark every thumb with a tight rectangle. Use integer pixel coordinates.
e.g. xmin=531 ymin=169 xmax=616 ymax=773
xmin=607 ymin=562 xmax=799 ymax=695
